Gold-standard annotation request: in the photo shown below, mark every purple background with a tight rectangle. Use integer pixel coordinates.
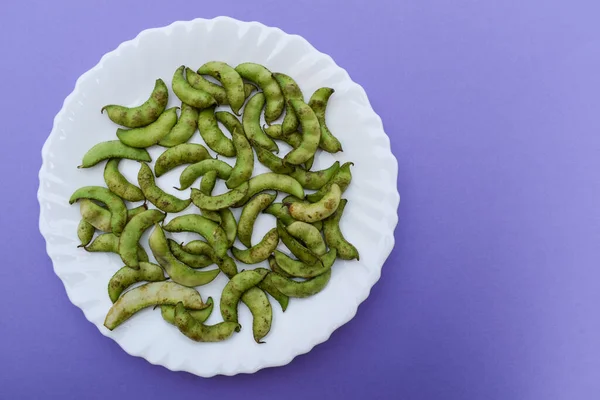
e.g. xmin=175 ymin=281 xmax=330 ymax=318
xmin=1 ymin=0 xmax=599 ymax=398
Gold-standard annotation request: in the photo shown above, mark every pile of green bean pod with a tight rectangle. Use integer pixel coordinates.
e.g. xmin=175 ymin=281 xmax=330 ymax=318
xmin=72 ymin=62 xmax=359 ymax=344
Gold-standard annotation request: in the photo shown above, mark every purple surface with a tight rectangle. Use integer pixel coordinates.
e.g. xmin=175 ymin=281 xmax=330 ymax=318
xmin=1 ymin=0 xmax=599 ymax=398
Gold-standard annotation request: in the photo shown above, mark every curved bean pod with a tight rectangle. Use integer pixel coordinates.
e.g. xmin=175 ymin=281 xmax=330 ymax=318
xmin=101 ymin=78 xmax=168 ymax=128
xmin=138 ymin=163 xmax=191 ymax=213
xmin=108 ymin=262 xmax=166 ymax=303
xmin=263 ymin=202 xmax=296 ymax=226
xmin=289 ymin=161 xmax=340 ymax=190
xmin=232 ymin=228 xmax=279 ymax=264
xmin=198 ymin=61 xmax=245 ymax=115
xmin=274 ymin=249 xmax=336 ymax=279
xmin=263 ymin=269 xmax=332 ymax=298
xmin=149 ymin=224 xmax=221 ymax=287
xmin=79 ymin=140 xmax=151 ymax=168
xmin=104 ymin=159 xmax=145 ymax=202
xmin=198 ymin=170 xmax=221 ymax=223
xmin=273 ymin=73 xmax=303 ymax=134
xmin=104 ymin=281 xmax=208 ymax=330
xmin=242 ymin=287 xmax=272 ymax=343
xmin=172 ymin=66 xmax=216 ymax=109
xmin=174 ymin=302 xmax=240 ymax=342
xmin=154 ymin=143 xmax=212 ymax=177
xmin=288 ymin=183 xmax=341 ymax=223
xmin=162 ymin=215 xmax=229 ymax=259
xmin=158 ymin=103 xmax=199 ymax=147
xmin=168 ymin=239 xmax=214 ymax=269
xmin=220 ymin=268 xmax=269 ymax=323
xmin=77 ymin=220 xmax=94 ymax=247
xmin=237 ymin=193 xmax=276 ymax=247
xmin=225 ymin=125 xmax=254 ymax=189
xmin=70 ymin=186 xmax=127 ymax=235
xmin=268 ymin=255 xmax=293 ymax=278
xmin=286 ymin=221 xmax=326 ymax=255
xmin=182 ymin=240 xmax=218 ymax=259
xmin=85 ymin=233 xmax=149 ymax=262
xmin=234 ymin=172 xmax=304 ymax=207
xmin=235 ymin=63 xmax=284 ymax=123
xmin=219 ymin=208 xmax=237 ymax=248
xmin=80 ymin=200 xmax=146 ymax=232
xmin=254 ymin=144 xmax=294 ymax=174
xmin=323 ymin=199 xmax=360 ymax=260
xmin=119 ymin=209 xmax=165 ymax=268
xmin=178 ymin=159 xmax=232 ymax=190
xmin=190 ymin=183 xmax=249 ymax=211
xmin=161 ymin=297 xmax=214 ymax=325
xmin=262 ymin=125 xmax=314 ymax=170
xmin=242 ymin=93 xmax=279 ymax=152
xmin=309 ymin=87 xmax=343 ymax=153
xmin=277 ymin=221 xmax=321 ymax=265
xmin=117 ymin=107 xmax=178 ymax=148
xmin=306 ymin=162 xmax=353 ymax=202
xmin=198 ymin=106 xmax=235 ymax=157
xmin=188 ymin=67 xmax=255 ymax=105
xmin=283 ymin=100 xmax=321 ymax=165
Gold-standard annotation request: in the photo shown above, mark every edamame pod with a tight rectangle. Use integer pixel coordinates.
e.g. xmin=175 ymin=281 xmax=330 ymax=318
xmin=273 ymin=73 xmax=303 ymax=134
xmin=220 ymin=269 xmax=269 ymax=323
xmin=254 ymin=144 xmax=294 ymax=174
xmin=225 ymin=126 xmax=254 ymax=189
xmin=286 ymin=221 xmax=326 ymax=255
xmin=198 ymin=107 xmax=235 ymax=157
xmin=79 ymin=140 xmax=151 ymax=168
xmin=85 ymin=233 xmax=149 ymax=262
xmin=289 ymin=161 xmax=340 ymax=190
xmin=219 ymin=208 xmax=237 ymax=248
xmin=188 ymin=68 xmax=255 ymax=105
xmin=177 ymin=159 xmax=233 ymax=190
xmin=237 ymin=193 xmax=276 ymax=247
xmin=117 ymin=107 xmax=178 ymax=148
xmin=263 ymin=269 xmax=332 ymax=298
xmin=168 ymin=239 xmax=214 ymax=269
xmin=309 ymin=87 xmax=343 ymax=153
xmin=263 ymin=124 xmax=284 ymax=139
xmin=288 ymin=183 xmax=341 ymax=223
xmin=77 ymin=220 xmax=94 ymax=247
xmin=190 ymin=182 xmax=249 ymax=211
xmin=158 ymin=103 xmax=199 ymax=147
xmin=174 ymin=302 xmax=240 ymax=342
xmin=274 ymin=249 xmax=337 ymax=279
xmin=80 ymin=200 xmax=146 ymax=232
xmin=198 ymin=61 xmax=245 ymax=115
xmin=161 ymin=297 xmax=214 ymax=325
xmin=242 ymin=93 xmax=279 ymax=152
xmin=172 ymin=66 xmax=216 ymax=109
xmin=232 ymin=228 xmax=279 ymax=264
xmin=107 ymin=262 xmax=166 ymax=303
xmin=162 ymin=215 xmax=229 ymax=259
xmin=198 ymin=170 xmax=221 ymax=223
xmin=234 ymin=172 xmax=304 ymax=207
xmin=119 ymin=209 xmax=165 ymax=268
xmin=154 ymin=143 xmax=212 ymax=177
xmin=70 ymin=186 xmax=127 ymax=235
xmin=104 ymin=159 xmax=145 ymax=202
xmin=104 ymin=281 xmax=208 ymax=330
xmin=263 ymin=203 xmax=296 ymax=226
xmin=283 ymin=100 xmax=321 ymax=165
xmin=261 ymin=125 xmax=315 ymax=170
xmin=138 ymin=163 xmax=191 ymax=213
xmin=268 ymin=255 xmax=293 ymax=278
xmin=101 ymin=79 xmax=168 ymax=128
xmin=235 ymin=63 xmax=284 ymax=123
xmin=149 ymin=224 xmax=221 ymax=287
xmin=306 ymin=162 xmax=353 ymax=203
xmin=323 ymin=199 xmax=360 ymax=260
xmin=182 ymin=240 xmax=218 ymax=259
xmin=241 ymin=287 xmax=272 ymax=343
xmin=277 ymin=221 xmax=321 ymax=265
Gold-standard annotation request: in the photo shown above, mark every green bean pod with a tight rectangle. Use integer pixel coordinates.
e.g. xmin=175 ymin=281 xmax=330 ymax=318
xmin=116 ymin=107 xmax=178 ymax=148
xmin=277 ymin=221 xmax=321 ymax=265
xmin=323 ymin=199 xmax=360 ymax=260
xmin=254 ymin=144 xmax=294 ymax=174
xmin=235 ymin=62 xmax=284 ymax=123
xmin=237 ymin=193 xmax=277 ymax=248
xmin=85 ymin=233 xmax=149 ymax=262
xmin=198 ymin=106 xmax=236 ymax=157
xmin=306 ymin=162 xmax=353 ymax=202
xmin=286 ymin=221 xmax=326 ymax=255
xmin=288 ymin=183 xmax=341 ymax=223
xmin=273 ymin=249 xmax=336 ymax=279
xmin=263 ymin=269 xmax=332 ymax=298
xmin=79 ymin=140 xmax=151 ymax=168
xmin=161 ymin=297 xmax=214 ymax=325
xmin=162 ymin=215 xmax=229 ymax=259
xmin=197 ymin=61 xmax=245 ymax=115
xmin=198 ymin=170 xmax=222 ymax=223
xmin=154 ymin=143 xmax=212 ymax=177
xmin=137 ymin=163 xmax=191 ymax=213
xmin=77 ymin=220 xmax=94 ymax=247
xmin=272 ymin=73 xmax=303 ymax=134
xmin=178 ymin=159 xmax=232 ymax=190
xmin=263 ymin=203 xmax=296 ymax=226
xmin=80 ymin=200 xmax=146 ymax=233
xmin=149 ymin=224 xmax=221 ymax=287
xmin=242 ymin=92 xmax=279 ymax=152
xmin=219 ymin=208 xmax=237 ymax=248
xmin=168 ymin=239 xmax=214 ymax=269
xmin=70 ymin=186 xmax=127 ymax=235
xmin=107 ymin=262 xmax=166 ymax=303
xmin=226 ymin=126 xmax=254 ymax=189
xmin=172 ymin=66 xmax=216 ymax=109
xmin=101 ymin=79 xmax=168 ymax=128
xmin=119 ymin=209 xmax=165 ymax=268
xmin=232 ymin=228 xmax=279 ymax=264
xmin=220 ymin=268 xmax=269 ymax=323
xmin=308 ymin=87 xmax=343 ymax=153
xmin=188 ymin=67 xmax=255 ymax=105
xmin=234 ymin=172 xmax=304 ymax=207
xmin=104 ymin=159 xmax=145 ymax=202
xmin=158 ymin=103 xmax=199 ymax=147
xmin=173 ymin=302 xmax=240 ymax=342
xmin=190 ymin=182 xmax=249 ymax=211
xmin=283 ymin=100 xmax=321 ymax=165
xmin=241 ymin=287 xmax=273 ymax=343
xmin=289 ymin=161 xmax=340 ymax=190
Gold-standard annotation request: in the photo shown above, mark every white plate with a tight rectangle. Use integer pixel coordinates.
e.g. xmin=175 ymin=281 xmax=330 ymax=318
xmin=38 ymin=17 xmax=399 ymax=377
